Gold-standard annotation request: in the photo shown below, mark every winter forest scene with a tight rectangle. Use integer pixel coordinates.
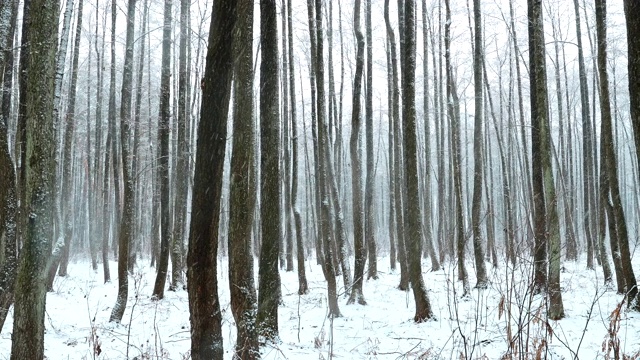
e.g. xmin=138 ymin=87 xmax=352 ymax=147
xmin=2 ymin=0 xmax=640 ymax=358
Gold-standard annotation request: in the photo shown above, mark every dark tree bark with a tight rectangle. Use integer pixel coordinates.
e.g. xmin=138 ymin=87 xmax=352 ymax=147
xmin=288 ymin=0 xmax=308 ymax=296
xmin=471 ymin=0 xmax=488 ymax=288
xmin=152 ymin=0 xmax=172 ymax=300
xmin=364 ymin=0 xmax=378 ymax=281
xmin=281 ymin=0 xmax=293 ymax=273
xmin=0 ymin=0 xmax=19 ymax=333
xmin=109 ymin=0 xmax=136 ymax=323
xmin=228 ymin=0 xmax=259 ymax=357
xmin=186 ymin=0 xmax=236 ymax=358
xmin=387 ymin=0 xmax=409 ymax=291
xmin=386 ymin=41 xmax=397 ymax=272
xmin=308 ymin=0 xmax=342 ymax=318
xmin=348 ymin=0 xmax=366 ymax=306
xmin=619 ymin=0 xmax=640 ymax=310
xmin=257 ymin=0 xmax=283 ymax=338
xmin=170 ymin=0 xmax=187 ymax=292
xmin=529 ymin=0 xmax=547 ymax=294
xmin=10 ymin=0 xmax=58 ymax=357
xmin=402 ymin=0 xmax=434 ymax=322
xmin=528 ymin=0 xmax=564 ymax=320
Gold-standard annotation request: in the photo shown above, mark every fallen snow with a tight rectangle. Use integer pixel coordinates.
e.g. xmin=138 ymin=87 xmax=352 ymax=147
xmin=0 ymin=255 xmax=639 ymax=359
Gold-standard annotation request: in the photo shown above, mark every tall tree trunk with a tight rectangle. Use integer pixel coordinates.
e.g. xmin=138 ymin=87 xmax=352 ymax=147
xmin=348 ymin=0 xmax=366 ymax=306
xmin=422 ymin=0 xmax=439 ymax=272
xmin=228 ymin=0 xmax=258 ymax=357
xmin=445 ymin=0 xmax=469 ymax=297
xmin=58 ymin=0 xmax=84 ymax=278
xmin=257 ymin=0 xmax=283 ymax=338
xmin=10 ymin=0 xmax=58 ymax=357
xmin=401 ymin=0 xmax=434 ymax=322
xmin=152 ymin=0 xmax=172 ymax=300
xmin=0 ymin=0 xmax=19 ymax=333
xmin=288 ymin=0 xmax=308 ymax=296
xmin=529 ymin=0 xmax=548 ymax=294
xmin=95 ymin=3 xmax=110 ymax=284
xmin=573 ymin=0 xmax=596 ymax=270
xmin=471 ymin=0 xmax=488 ymax=288
xmin=364 ymin=0 xmax=378 ymax=280
xmin=109 ymin=0 xmax=136 ymax=323
xmin=281 ymin=0 xmax=294 ymax=273
xmin=509 ymin=0 xmax=534 ymax=247
xmin=387 ymin=0 xmax=409 ymax=291
xmin=308 ymin=0 xmax=342 ymax=318
xmin=614 ymin=0 xmax=640 ymax=310
xmin=529 ymin=0 xmax=564 ymax=320
xmin=170 ymin=0 xmax=187 ymax=291
xmin=186 ymin=0 xmax=236 ymax=358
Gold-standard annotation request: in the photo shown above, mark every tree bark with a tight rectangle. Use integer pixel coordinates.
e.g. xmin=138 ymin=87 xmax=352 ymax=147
xmin=109 ymin=0 xmax=136 ymax=323
xmin=471 ymin=0 xmax=488 ymax=288
xmin=288 ymin=0 xmax=308 ymax=296
xmin=402 ymin=0 xmax=434 ymax=322
xmin=348 ymin=0 xmax=366 ymax=306
xmin=58 ymin=0 xmax=84 ymax=278
xmin=228 ymin=1 xmax=258 ymax=357
xmin=152 ymin=0 xmax=172 ymax=300
xmin=10 ymin=0 xmax=58 ymax=357
xmin=257 ymin=0 xmax=283 ymax=338
xmin=186 ymin=0 xmax=236 ymax=358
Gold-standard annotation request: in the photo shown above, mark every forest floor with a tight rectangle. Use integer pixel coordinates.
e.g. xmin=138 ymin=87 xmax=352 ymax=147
xmin=0 ymin=254 xmax=639 ymax=359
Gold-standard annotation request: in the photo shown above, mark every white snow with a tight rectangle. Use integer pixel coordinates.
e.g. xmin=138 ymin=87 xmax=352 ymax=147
xmin=0 ymin=256 xmax=639 ymax=359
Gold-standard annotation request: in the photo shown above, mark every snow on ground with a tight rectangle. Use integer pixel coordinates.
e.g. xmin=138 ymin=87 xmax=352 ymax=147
xmin=0 ymin=255 xmax=639 ymax=359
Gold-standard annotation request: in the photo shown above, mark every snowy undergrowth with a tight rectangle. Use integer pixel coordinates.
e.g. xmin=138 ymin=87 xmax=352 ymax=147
xmin=0 ymin=255 xmax=638 ymax=359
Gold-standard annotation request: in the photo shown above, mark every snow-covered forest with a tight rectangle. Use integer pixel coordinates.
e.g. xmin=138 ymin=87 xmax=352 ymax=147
xmin=0 ymin=0 xmax=640 ymax=358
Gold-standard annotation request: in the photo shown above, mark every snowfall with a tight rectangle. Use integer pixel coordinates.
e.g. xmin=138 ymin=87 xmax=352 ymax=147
xmin=0 ymin=254 xmax=639 ymax=359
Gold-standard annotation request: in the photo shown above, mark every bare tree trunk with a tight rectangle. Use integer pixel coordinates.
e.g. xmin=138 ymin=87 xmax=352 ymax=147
xmin=109 ymin=0 xmax=136 ymax=323
xmin=257 ymin=0 xmax=284 ymax=337
xmin=186 ymin=0 xmax=236 ymax=357
xmin=444 ymin=0 xmax=469 ymax=297
xmin=573 ymin=0 xmax=596 ymax=270
xmin=308 ymin=0 xmax=341 ymax=318
xmin=471 ymin=0 xmax=488 ymax=288
xmin=348 ymin=0 xmax=366 ymax=306
xmin=422 ymin=0 xmax=439 ymax=272
xmin=152 ymin=0 xmax=172 ymax=300
xmin=58 ymin=0 xmax=84 ymax=278
xmin=288 ymin=0 xmax=308 ymax=296
xmin=10 ymin=0 xmax=58 ymax=357
xmin=387 ymin=0 xmax=409 ymax=291
xmin=401 ymin=0 xmax=434 ymax=322
xmin=227 ymin=1 xmax=258 ymax=356
xmin=364 ymin=0 xmax=378 ymax=280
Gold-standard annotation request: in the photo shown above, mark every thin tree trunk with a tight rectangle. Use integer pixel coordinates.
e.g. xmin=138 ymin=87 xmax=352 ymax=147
xmin=401 ymin=0 xmax=434 ymax=322
xmin=58 ymin=0 xmax=84 ymax=278
xmin=152 ymin=0 xmax=172 ymax=300
xmin=573 ymin=0 xmax=596 ymax=270
xmin=109 ymin=0 xmax=136 ymax=323
xmin=471 ymin=0 xmax=488 ymax=288
xmin=348 ymin=0 xmax=366 ymax=306
xmin=387 ymin=0 xmax=409 ymax=291
xmin=288 ymin=0 xmax=308 ymax=296
xmin=364 ymin=0 xmax=378 ymax=280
